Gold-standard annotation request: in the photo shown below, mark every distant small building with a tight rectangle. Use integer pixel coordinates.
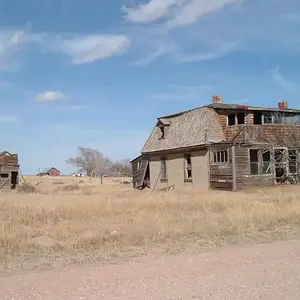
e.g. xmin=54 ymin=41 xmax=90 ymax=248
xmin=38 ymin=167 xmax=61 ymax=177
xmin=0 ymin=151 xmax=19 ymax=190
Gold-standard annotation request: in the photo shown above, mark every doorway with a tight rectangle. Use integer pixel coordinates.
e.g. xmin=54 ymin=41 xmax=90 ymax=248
xmin=11 ymin=171 xmax=18 ymax=189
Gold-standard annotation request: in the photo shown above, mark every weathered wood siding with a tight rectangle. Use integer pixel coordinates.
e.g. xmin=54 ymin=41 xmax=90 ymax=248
xmin=132 ymin=157 xmax=149 ymax=189
xmin=209 ymin=144 xmax=233 ymax=191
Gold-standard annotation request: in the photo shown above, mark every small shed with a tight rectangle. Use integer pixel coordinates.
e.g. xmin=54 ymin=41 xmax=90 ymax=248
xmin=130 ymin=155 xmax=150 ymax=189
xmin=0 ymin=151 xmax=19 ymax=190
xmin=38 ymin=167 xmax=61 ymax=177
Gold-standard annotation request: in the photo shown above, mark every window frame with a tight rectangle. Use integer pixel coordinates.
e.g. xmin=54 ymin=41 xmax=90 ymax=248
xmin=249 ymin=148 xmax=273 ymax=176
xmin=160 ymin=157 xmax=168 ymax=182
xmin=184 ymin=153 xmax=193 ymax=182
xmin=212 ymin=150 xmax=229 ymax=164
xmin=227 ymin=112 xmax=245 ymax=126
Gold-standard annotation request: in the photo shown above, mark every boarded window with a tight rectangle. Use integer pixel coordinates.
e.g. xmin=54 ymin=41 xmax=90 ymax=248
xmin=213 ymin=151 xmax=228 ymax=163
xmin=288 ymin=150 xmax=297 ymax=174
xmin=262 ymin=151 xmax=272 ymax=174
xmin=137 ymin=161 xmax=141 ymax=170
xmin=228 ymin=114 xmax=235 ymax=126
xmin=161 ymin=157 xmax=167 ymax=180
xmin=237 ymin=112 xmax=245 ymax=125
xmin=250 ymin=150 xmax=259 ymax=175
xmin=184 ymin=154 xmax=192 ymax=180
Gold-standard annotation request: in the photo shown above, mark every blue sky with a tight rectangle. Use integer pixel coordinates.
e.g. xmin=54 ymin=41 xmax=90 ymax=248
xmin=1 ymin=0 xmax=300 ymax=174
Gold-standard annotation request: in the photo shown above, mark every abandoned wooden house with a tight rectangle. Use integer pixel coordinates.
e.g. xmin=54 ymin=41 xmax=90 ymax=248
xmin=37 ymin=167 xmax=61 ymax=177
xmin=0 ymin=151 xmax=19 ymax=190
xmin=131 ymin=96 xmax=300 ymax=191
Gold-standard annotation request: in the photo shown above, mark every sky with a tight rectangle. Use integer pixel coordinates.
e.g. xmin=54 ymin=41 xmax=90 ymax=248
xmin=1 ymin=0 xmax=300 ymax=174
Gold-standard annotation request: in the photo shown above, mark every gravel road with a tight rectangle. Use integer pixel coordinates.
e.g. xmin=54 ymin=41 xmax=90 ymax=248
xmin=1 ymin=240 xmax=300 ymax=300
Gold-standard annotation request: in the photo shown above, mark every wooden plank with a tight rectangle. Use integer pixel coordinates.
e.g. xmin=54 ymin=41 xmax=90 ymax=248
xmin=0 ymin=175 xmax=11 ymax=189
xmin=232 ymin=145 xmax=237 ymax=191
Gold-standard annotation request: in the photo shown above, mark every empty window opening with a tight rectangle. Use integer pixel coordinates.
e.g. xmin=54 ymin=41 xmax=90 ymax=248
xmin=253 ymin=111 xmax=262 ymax=124
xmin=237 ymin=112 xmax=245 ymax=125
xmin=160 ymin=157 xmax=167 ymax=180
xmin=262 ymin=151 xmax=272 ymax=174
xmin=263 ymin=112 xmax=273 ymax=124
xmin=274 ymin=113 xmax=283 ymax=124
xmin=159 ymin=126 xmax=165 ymax=139
xmin=288 ymin=150 xmax=297 ymax=174
xmin=250 ymin=149 xmax=259 ymax=175
xmin=184 ymin=154 xmax=192 ymax=180
xmin=228 ymin=114 xmax=235 ymax=126
xmin=213 ymin=151 xmax=228 ymax=163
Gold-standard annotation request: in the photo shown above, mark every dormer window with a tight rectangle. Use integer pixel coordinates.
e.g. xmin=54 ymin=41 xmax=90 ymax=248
xmin=157 ymin=118 xmax=171 ymax=139
xmin=159 ymin=126 xmax=165 ymax=139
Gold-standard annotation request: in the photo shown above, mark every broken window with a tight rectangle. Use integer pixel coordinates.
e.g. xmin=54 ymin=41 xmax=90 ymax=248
xmin=288 ymin=150 xmax=297 ymax=174
xmin=213 ymin=151 xmax=228 ymax=163
xmin=160 ymin=157 xmax=167 ymax=180
xmin=274 ymin=112 xmax=283 ymax=124
xmin=158 ymin=126 xmax=165 ymax=139
xmin=184 ymin=154 xmax=192 ymax=180
xmin=228 ymin=114 xmax=235 ymax=126
xmin=237 ymin=112 xmax=245 ymax=125
xmin=262 ymin=151 xmax=272 ymax=174
xmin=263 ymin=112 xmax=273 ymax=124
xmin=250 ymin=149 xmax=259 ymax=175
xmin=253 ymin=111 xmax=262 ymax=124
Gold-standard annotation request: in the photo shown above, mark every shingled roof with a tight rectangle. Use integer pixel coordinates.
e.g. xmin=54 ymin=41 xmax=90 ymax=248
xmin=141 ymin=107 xmax=225 ymax=154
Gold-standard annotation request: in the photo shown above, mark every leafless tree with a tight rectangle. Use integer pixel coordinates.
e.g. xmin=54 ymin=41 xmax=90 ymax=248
xmin=66 ymin=147 xmax=113 ymax=184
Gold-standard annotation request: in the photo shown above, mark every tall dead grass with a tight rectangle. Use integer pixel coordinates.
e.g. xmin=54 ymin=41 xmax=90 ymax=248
xmin=1 ymin=190 xmax=300 ymax=259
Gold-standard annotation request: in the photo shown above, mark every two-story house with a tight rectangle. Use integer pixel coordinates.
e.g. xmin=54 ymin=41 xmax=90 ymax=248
xmin=131 ymin=96 xmax=300 ymax=191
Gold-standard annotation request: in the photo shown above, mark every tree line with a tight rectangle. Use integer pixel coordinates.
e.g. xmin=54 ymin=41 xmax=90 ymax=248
xmin=66 ymin=147 xmax=132 ymax=181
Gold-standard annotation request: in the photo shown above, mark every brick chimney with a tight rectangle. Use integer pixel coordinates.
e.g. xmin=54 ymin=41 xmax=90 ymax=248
xmin=278 ymin=100 xmax=288 ymax=109
xmin=212 ymin=95 xmax=223 ymax=104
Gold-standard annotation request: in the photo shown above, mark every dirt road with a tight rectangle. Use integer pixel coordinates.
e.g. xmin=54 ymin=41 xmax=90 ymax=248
xmin=1 ymin=240 xmax=300 ymax=300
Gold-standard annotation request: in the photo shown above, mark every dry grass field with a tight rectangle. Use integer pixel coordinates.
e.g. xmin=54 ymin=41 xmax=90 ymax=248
xmin=1 ymin=175 xmax=300 ymax=273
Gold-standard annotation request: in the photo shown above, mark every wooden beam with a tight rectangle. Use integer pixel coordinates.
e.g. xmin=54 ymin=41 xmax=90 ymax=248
xmin=232 ymin=145 xmax=237 ymax=191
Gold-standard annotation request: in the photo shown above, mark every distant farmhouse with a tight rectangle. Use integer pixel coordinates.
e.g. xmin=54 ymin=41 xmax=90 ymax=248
xmin=0 ymin=151 xmax=19 ymax=190
xmin=37 ymin=167 xmax=61 ymax=177
xmin=132 ymin=96 xmax=300 ymax=191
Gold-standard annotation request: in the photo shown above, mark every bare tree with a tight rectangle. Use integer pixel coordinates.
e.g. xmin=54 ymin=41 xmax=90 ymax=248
xmin=66 ymin=147 xmax=113 ymax=183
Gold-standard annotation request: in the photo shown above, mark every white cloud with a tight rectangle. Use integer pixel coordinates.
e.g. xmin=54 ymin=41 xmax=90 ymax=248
xmin=0 ymin=30 xmax=28 ymax=71
xmin=271 ymin=67 xmax=297 ymax=95
xmin=167 ymin=0 xmax=238 ymax=28
xmin=175 ymin=42 xmax=239 ymax=62
xmin=123 ymin=0 xmax=238 ymax=27
xmin=123 ymin=0 xmax=180 ymax=23
xmin=52 ymin=34 xmax=131 ymax=64
xmin=36 ymin=91 xmax=67 ymax=103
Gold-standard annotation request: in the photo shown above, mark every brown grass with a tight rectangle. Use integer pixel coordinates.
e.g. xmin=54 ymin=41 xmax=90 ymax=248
xmin=1 ymin=176 xmax=300 ymax=272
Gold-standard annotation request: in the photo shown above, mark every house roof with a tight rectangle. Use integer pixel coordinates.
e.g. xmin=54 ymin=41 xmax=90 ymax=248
xmin=39 ymin=167 xmax=61 ymax=174
xmin=0 ymin=151 xmax=12 ymax=157
xmin=158 ymin=103 xmax=300 ymax=119
xmin=141 ymin=107 xmax=225 ymax=154
xmin=141 ymin=101 xmax=300 ymax=154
